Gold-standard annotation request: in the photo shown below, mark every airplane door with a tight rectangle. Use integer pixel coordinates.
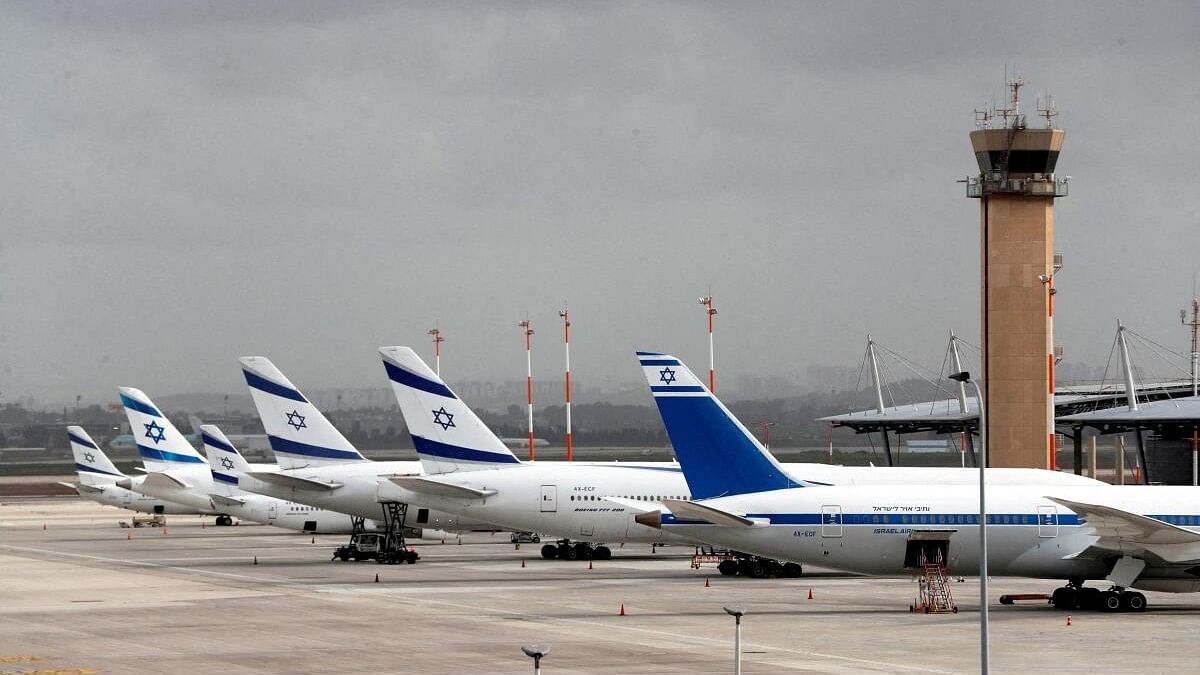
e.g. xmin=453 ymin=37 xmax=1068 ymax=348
xmin=821 ymin=505 xmax=843 ymax=538
xmin=268 ymin=503 xmax=278 ymax=521
xmin=1037 ymin=505 xmax=1058 ymax=537
xmin=540 ymin=485 xmax=557 ymax=513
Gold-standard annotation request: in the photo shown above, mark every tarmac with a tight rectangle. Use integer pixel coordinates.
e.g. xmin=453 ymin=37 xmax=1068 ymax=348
xmin=2 ymin=498 xmax=1199 ymax=674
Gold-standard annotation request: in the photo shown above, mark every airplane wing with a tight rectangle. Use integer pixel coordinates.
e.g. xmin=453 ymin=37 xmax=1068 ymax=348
xmin=387 ymin=475 xmax=497 ymax=499
xmin=604 ymin=497 xmax=657 ymax=512
xmin=245 ymin=471 xmax=343 ymax=492
xmin=661 ymin=499 xmax=759 ymax=528
xmin=142 ymin=471 xmax=193 ymax=491
xmin=209 ymin=494 xmax=246 ymax=507
xmin=1047 ymin=496 xmax=1200 ymax=564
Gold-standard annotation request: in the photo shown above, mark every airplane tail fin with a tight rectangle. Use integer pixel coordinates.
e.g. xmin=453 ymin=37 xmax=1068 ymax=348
xmin=201 ymin=425 xmax=248 ymax=495
xmin=239 ymin=356 xmax=368 ymax=468
xmin=118 ymin=388 xmax=208 ymax=472
xmin=637 ymin=351 xmax=801 ymax=499
xmin=379 ymin=346 xmax=521 ymax=474
xmin=68 ymin=426 xmax=126 ymax=486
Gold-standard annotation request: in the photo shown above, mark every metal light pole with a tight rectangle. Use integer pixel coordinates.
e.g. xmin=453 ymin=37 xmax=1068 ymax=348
xmin=559 ymin=308 xmax=573 ymax=461
xmin=428 ymin=327 xmax=445 ymax=377
xmin=698 ymin=295 xmax=717 ymax=392
xmin=950 ymin=370 xmax=988 ymax=675
xmin=521 ymin=645 xmax=549 ymax=675
xmin=519 ymin=317 xmax=536 ymax=461
xmin=723 ymin=606 xmax=745 ymax=675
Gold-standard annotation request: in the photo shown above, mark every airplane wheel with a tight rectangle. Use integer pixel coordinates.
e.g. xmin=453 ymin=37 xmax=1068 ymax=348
xmin=782 ymin=562 xmax=803 ymax=578
xmin=1122 ymin=592 xmax=1146 ymax=612
xmin=564 ymin=546 xmax=580 ymax=561
xmin=594 ymin=546 xmax=612 ymax=560
xmin=1051 ymin=587 xmax=1077 ymax=610
xmin=540 ymin=544 xmax=558 ymax=560
xmin=750 ymin=561 xmax=766 ymax=578
xmin=1078 ymin=587 xmax=1101 ymax=610
xmin=718 ymin=560 xmax=739 ymax=576
xmin=1099 ymin=591 xmax=1122 ymax=612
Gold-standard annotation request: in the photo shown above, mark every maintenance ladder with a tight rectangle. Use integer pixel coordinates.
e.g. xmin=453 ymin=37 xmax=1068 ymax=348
xmin=912 ymin=563 xmax=957 ymax=614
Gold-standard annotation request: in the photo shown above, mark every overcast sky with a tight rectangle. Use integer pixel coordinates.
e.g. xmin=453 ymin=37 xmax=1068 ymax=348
xmin=2 ymin=1 xmax=1198 ymax=406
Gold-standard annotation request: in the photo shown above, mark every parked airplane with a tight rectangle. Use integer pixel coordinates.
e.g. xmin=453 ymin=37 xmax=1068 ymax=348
xmin=190 ymin=415 xmax=270 ymax=452
xmin=632 ymin=351 xmax=1200 ymax=611
xmin=201 ymin=425 xmax=372 ymax=533
xmin=114 ymin=387 xmax=226 ymax=516
xmin=235 ymin=356 xmax=497 ymax=536
xmin=375 ymin=346 xmax=1104 ymax=561
xmin=63 ymin=426 xmax=199 ymax=516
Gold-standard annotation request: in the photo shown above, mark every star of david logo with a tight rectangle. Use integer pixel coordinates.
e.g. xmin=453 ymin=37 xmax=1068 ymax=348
xmin=219 ymin=457 xmax=235 ymax=470
xmin=143 ymin=420 xmax=166 ymax=444
xmin=431 ymin=406 xmax=456 ymax=431
xmin=285 ymin=410 xmax=307 ymax=431
xmin=83 ymin=452 xmax=96 ymax=463
xmin=658 ymin=367 xmax=678 ymax=385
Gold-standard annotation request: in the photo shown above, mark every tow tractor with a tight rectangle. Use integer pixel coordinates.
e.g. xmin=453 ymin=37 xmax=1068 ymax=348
xmin=691 ymin=546 xmax=802 ymax=578
xmin=331 ymin=503 xmax=420 ymax=565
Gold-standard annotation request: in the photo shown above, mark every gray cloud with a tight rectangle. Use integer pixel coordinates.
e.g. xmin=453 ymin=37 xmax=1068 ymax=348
xmin=2 ymin=1 xmax=1198 ymax=405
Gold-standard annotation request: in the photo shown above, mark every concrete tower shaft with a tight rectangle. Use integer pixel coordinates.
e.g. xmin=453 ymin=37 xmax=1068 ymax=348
xmin=968 ymin=125 xmax=1067 ymax=470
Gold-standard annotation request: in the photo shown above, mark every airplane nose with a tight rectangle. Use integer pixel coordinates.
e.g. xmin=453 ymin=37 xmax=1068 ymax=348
xmin=635 ymin=510 xmax=662 ymax=529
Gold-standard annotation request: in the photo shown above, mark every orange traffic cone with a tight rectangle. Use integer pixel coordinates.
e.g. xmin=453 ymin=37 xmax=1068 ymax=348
xmin=1066 ymin=615 xmax=1072 ymax=627
xmin=162 ymin=527 xmax=168 ymax=536
xmin=588 ymin=560 xmax=593 ymax=571
xmin=807 ymin=588 xmax=814 ymax=600
xmin=42 ymin=523 xmax=46 ymax=530
xmin=126 ymin=532 xmax=132 ymax=540
xmin=521 ymin=559 xmax=526 ymax=568
xmin=375 ymin=573 xmax=380 ymax=583
xmin=619 ymin=603 xmax=626 ymax=616
xmin=704 ymin=577 xmax=711 ymax=588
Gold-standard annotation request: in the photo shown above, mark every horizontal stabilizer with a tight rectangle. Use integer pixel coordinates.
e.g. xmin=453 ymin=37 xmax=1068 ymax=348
xmin=142 ymin=472 xmax=192 ymax=491
xmin=245 ymin=471 xmax=342 ymax=492
xmin=59 ymin=481 xmax=85 ymax=494
xmin=388 ymin=475 xmax=497 ymax=499
xmin=209 ymin=494 xmax=246 ymax=507
xmin=1048 ymin=496 xmax=1200 ymax=564
xmin=661 ymin=499 xmax=757 ymax=527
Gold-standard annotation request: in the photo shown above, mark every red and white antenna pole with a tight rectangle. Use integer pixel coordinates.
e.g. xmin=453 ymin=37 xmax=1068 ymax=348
xmin=519 ymin=317 xmax=535 ymax=461
xmin=698 ymin=295 xmax=717 ymax=392
xmin=559 ymin=308 xmax=573 ymax=462
xmin=427 ymin=327 xmax=444 ymax=377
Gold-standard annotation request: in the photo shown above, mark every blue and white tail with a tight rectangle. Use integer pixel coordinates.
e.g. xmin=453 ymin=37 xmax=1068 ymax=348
xmin=637 ymin=351 xmax=801 ymax=499
xmin=118 ymin=387 xmax=208 ymax=472
xmin=239 ymin=356 xmax=367 ymax=469
xmin=201 ymin=425 xmax=248 ymax=495
xmin=379 ymin=346 xmax=520 ymax=474
xmin=68 ymin=426 xmax=126 ymax=486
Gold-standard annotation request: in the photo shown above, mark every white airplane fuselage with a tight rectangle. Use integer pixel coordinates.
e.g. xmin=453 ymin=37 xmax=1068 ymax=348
xmin=78 ymin=482 xmax=201 ymax=515
xmin=375 ymin=462 xmax=1104 ymax=545
xmin=123 ymin=465 xmax=218 ymax=513
xmin=216 ymin=493 xmax=366 ymax=533
xmin=240 ymin=461 xmax=497 ymax=533
xmin=661 ymin=484 xmax=1200 ymax=593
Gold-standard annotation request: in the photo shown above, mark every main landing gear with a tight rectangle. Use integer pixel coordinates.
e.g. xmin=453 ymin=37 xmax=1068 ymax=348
xmin=539 ymin=540 xmax=612 ymax=561
xmin=214 ymin=515 xmax=235 ymax=526
xmin=1051 ymin=580 xmax=1146 ymax=612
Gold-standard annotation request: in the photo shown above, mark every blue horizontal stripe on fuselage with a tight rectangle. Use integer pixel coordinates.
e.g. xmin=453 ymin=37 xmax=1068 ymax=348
xmin=120 ymin=394 xmax=162 ymax=417
xmin=412 ymin=435 xmax=520 ymax=464
xmin=267 ymin=435 xmax=363 ymax=461
xmin=639 ymin=359 xmax=681 ymax=366
xmin=211 ymin=471 xmax=238 ymax=484
xmin=243 ymin=370 xmax=307 ymax=403
xmin=661 ymin=512 xmax=1087 ymax=526
xmin=137 ymin=444 xmax=205 ymax=463
xmin=651 ymin=385 xmax=706 ymax=393
xmin=68 ymin=433 xmax=99 ymax=449
xmin=383 ymin=360 xmax=455 ymax=399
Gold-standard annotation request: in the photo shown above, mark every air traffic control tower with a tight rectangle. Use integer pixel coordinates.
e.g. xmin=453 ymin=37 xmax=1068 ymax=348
xmin=966 ymin=78 xmax=1068 ymax=469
